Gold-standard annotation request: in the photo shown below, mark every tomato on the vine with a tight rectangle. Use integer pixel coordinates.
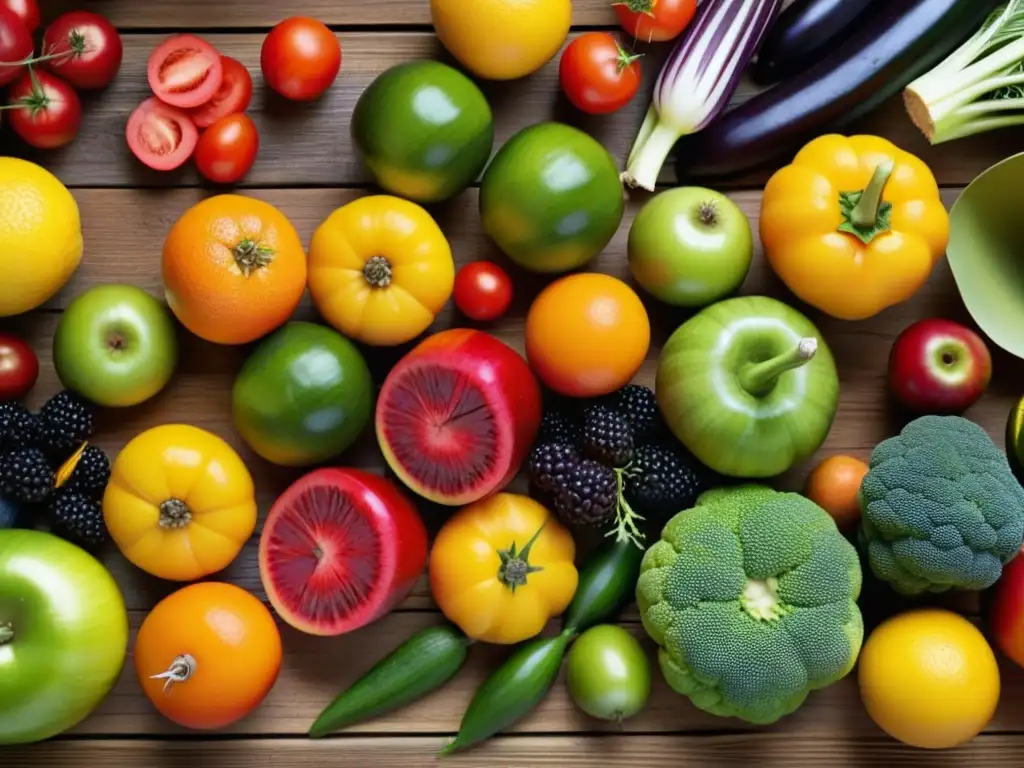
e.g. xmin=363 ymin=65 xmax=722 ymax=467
xmin=453 ymin=261 xmax=514 ymax=322
xmin=613 ymin=0 xmax=697 ymax=43
xmin=6 ymin=70 xmax=82 ymax=149
xmin=1 ymin=0 xmax=38 ymax=32
xmin=194 ymin=112 xmax=259 ymax=184
xmin=188 ymin=55 xmax=253 ymax=128
xmin=260 ymin=17 xmax=341 ymax=101
xmin=42 ymin=11 xmax=123 ymax=90
xmin=0 ymin=5 xmax=33 ymax=87
xmin=559 ymin=32 xmax=641 ymax=115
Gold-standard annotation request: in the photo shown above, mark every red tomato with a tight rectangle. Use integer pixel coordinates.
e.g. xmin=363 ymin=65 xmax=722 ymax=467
xmin=147 ymin=34 xmax=224 ymax=109
xmin=7 ymin=70 xmax=82 ymax=149
xmin=1 ymin=0 xmax=38 ymax=32
xmin=0 ymin=333 xmax=38 ymax=402
xmin=188 ymin=55 xmax=253 ymax=128
xmin=42 ymin=11 xmax=123 ymax=90
xmin=194 ymin=113 xmax=259 ymax=184
xmin=0 ymin=6 xmax=32 ymax=87
xmin=614 ymin=0 xmax=697 ymax=43
xmin=260 ymin=17 xmax=341 ymax=101
xmin=453 ymin=261 xmax=514 ymax=322
xmin=559 ymin=32 xmax=641 ymax=115
xmin=126 ymin=97 xmax=199 ymax=171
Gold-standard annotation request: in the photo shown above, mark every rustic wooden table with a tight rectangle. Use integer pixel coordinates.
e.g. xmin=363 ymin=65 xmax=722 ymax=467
xmin=4 ymin=0 xmax=1024 ymax=765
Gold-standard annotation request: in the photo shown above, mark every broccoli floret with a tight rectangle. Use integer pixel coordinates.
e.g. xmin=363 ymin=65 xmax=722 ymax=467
xmin=637 ymin=484 xmax=863 ymax=725
xmin=859 ymin=415 xmax=1024 ymax=596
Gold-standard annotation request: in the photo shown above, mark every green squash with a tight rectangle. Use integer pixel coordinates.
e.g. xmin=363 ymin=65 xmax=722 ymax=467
xmin=656 ymin=296 xmax=839 ymax=478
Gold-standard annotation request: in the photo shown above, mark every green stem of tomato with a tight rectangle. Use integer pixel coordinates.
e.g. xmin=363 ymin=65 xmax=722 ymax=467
xmin=0 ymin=48 xmax=78 ymax=68
xmin=614 ymin=0 xmax=656 ymax=13
xmin=0 ymin=623 xmax=13 ymax=645
xmin=738 ymin=338 xmax=818 ymax=397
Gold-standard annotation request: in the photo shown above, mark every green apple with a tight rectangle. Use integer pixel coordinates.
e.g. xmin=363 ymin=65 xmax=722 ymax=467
xmin=656 ymin=296 xmax=840 ymax=478
xmin=0 ymin=530 xmax=129 ymax=744
xmin=54 ymin=284 xmax=178 ymax=407
xmin=628 ymin=187 xmax=753 ymax=308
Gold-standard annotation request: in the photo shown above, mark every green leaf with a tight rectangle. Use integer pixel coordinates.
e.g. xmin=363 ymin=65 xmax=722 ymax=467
xmin=837 ymin=190 xmax=894 ymax=245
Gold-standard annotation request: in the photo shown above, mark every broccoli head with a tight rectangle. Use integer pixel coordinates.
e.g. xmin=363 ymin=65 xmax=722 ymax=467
xmin=636 ymin=484 xmax=863 ymax=725
xmin=859 ymin=415 xmax=1024 ymax=596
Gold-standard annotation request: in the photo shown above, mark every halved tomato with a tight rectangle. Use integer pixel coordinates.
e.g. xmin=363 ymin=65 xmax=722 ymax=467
xmin=188 ymin=55 xmax=253 ymax=128
xmin=147 ymin=35 xmax=224 ymax=109
xmin=126 ymin=97 xmax=199 ymax=171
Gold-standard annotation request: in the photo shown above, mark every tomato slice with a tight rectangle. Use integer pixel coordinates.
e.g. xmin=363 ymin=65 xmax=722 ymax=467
xmin=147 ymin=34 xmax=224 ymax=109
xmin=187 ymin=55 xmax=253 ymax=129
xmin=126 ymin=97 xmax=199 ymax=171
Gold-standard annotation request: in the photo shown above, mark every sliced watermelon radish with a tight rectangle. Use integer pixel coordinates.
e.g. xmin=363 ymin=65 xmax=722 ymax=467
xmin=258 ymin=468 xmax=428 ymax=637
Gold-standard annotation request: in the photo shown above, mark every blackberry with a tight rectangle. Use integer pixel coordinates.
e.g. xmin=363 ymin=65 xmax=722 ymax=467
xmin=56 ymin=444 xmax=111 ymax=500
xmin=624 ymin=444 xmax=703 ymax=520
xmin=0 ymin=402 xmax=40 ymax=451
xmin=554 ymin=459 xmax=618 ymax=528
xmin=538 ymin=409 xmax=581 ymax=447
xmin=0 ymin=448 xmax=53 ymax=503
xmin=50 ymin=489 xmax=107 ymax=548
xmin=613 ymin=385 xmax=664 ymax=442
xmin=38 ymin=391 xmax=95 ymax=461
xmin=582 ymin=404 xmax=634 ymax=467
xmin=527 ymin=442 xmax=580 ymax=493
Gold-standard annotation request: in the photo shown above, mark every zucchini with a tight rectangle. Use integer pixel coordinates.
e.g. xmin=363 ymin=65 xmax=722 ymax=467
xmin=562 ymin=538 xmax=644 ymax=635
xmin=308 ymin=623 xmax=470 ymax=738
xmin=675 ymin=0 xmax=1003 ymax=178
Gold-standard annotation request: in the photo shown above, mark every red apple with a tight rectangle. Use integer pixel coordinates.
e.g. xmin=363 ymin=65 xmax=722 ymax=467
xmin=888 ymin=318 xmax=991 ymax=415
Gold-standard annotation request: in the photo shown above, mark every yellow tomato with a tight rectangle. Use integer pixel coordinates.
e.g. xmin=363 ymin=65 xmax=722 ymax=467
xmin=431 ymin=0 xmax=571 ymax=81
xmin=430 ymin=493 xmax=578 ymax=645
xmin=307 ymin=195 xmax=455 ymax=347
xmin=858 ymin=609 xmax=1000 ymax=749
xmin=103 ymin=424 xmax=257 ymax=582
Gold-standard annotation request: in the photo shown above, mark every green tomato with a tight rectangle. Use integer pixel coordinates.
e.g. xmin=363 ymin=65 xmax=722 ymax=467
xmin=656 ymin=296 xmax=839 ymax=478
xmin=628 ymin=187 xmax=753 ymax=308
xmin=0 ymin=530 xmax=129 ymax=744
xmin=566 ymin=625 xmax=651 ymax=722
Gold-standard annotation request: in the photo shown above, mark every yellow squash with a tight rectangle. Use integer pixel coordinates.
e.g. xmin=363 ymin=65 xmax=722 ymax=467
xmin=307 ymin=195 xmax=455 ymax=347
xmin=103 ymin=424 xmax=257 ymax=582
xmin=430 ymin=493 xmax=578 ymax=645
xmin=760 ymin=135 xmax=949 ymax=321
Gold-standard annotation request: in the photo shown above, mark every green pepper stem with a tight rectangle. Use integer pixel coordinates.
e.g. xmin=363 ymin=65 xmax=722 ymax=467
xmin=0 ymin=623 xmax=12 ymax=645
xmin=738 ymin=338 xmax=817 ymax=396
xmin=850 ymin=161 xmax=894 ymax=229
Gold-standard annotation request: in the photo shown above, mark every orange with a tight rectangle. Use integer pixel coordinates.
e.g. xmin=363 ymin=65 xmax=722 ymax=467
xmin=135 ymin=582 xmax=282 ymax=731
xmin=525 ymin=273 xmax=650 ymax=398
xmin=162 ymin=194 xmax=307 ymax=345
xmin=858 ymin=608 xmax=1000 ymax=749
xmin=804 ymin=454 xmax=869 ymax=530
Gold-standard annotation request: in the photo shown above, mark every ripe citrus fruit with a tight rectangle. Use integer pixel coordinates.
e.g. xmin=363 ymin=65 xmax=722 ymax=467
xmin=0 ymin=158 xmax=82 ymax=317
xmin=525 ymin=273 xmax=650 ymax=398
xmin=804 ymin=454 xmax=869 ymax=530
xmin=858 ymin=608 xmax=1000 ymax=749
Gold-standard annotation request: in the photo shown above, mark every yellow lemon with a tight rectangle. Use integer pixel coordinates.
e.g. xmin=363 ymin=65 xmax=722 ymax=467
xmin=0 ymin=158 xmax=83 ymax=317
xmin=858 ymin=608 xmax=1000 ymax=749
xmin=430 ymin=0 xmax=571 ymax=81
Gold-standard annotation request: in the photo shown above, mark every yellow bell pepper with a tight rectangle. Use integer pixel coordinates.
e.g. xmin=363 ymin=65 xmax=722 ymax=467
xmin=429 ymin=493 xmax=578 ymax=645
xmin=103 ymin=424 xmax=257 ymax=582
xmin=307 ymin=195 xmax=456 ymax=347
xmin=760 ymin=135 xmax=949 ymax=321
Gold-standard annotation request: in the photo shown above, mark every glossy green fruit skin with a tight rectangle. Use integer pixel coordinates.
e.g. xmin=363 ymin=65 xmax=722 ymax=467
xmin=233 ymin=321 xmax=374 ymax=467
xmin=1007 ymin=396 xmax=1024 ymax=483
xmin=480 ymin=122 xmax=625 ymax=274
xmin=352 ymin=60 xmax=494 ymax=204
xmin=0 ymin=530 xmax=129 ymax=744
xmin=656 ymin=296 xmax=839 ymax=478
xmin=53 ymin=284 xmax=178 ymax=408
xmin=628 ymin=187 xmax=753 ymax=308
xmin=566 ymin=625 xmax=651 ymax=722
xmin=563 ymin=538 xmax=644 ymax=634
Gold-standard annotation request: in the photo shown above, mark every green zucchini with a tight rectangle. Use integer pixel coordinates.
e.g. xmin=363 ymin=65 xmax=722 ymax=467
xmin=309 ymin=623 xmax=470 ymax=738
xmin=562 ymin=538 xmax=645 ymax=634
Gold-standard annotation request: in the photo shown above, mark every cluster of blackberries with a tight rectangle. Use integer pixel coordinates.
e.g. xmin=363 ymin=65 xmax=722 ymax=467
xmin=527 ymin=385 xmax=709 ymax=531
xmin=0 ymin=392 xmax=111 ymax=548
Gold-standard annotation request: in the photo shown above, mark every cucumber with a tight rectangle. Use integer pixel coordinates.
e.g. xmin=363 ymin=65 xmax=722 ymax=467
xmin=309 ymin=623 xmax=470 ymax=738
xmin=440 ymin=632 xmax=571 ymax=755
xmin=562 ymin=538 xmax=645 ymax=634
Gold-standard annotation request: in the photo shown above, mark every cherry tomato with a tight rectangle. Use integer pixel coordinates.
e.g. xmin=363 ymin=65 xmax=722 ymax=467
xmin=188 ymin=55 xmax=253 ymax=128
xmin=7 ymin=70 xmax=82 ymax=149
xmin=126 ymin=97 xmax=199 ymax=171
xmin=42 ymin=11 xmax=123 ymax=90
xmin=614 ymin=0 xmax=697 ymax=43
xmin=147 ymin=34 xmax=224 ymax=109
xmin=453 ymin=261 xmax=514 ymax=322
xmin=0 ymin=333 xmax=38 ymax=402
xmin=1 ymin=0 xmax=38 ymax=32
xmin=260 ymin=17 xmax=341 ymax=101
xmin=0 ymin=5 xmax=32 ymax=87
xmin=559 ymin=32 xmax=641 ymax=115
xmin=194 ymin=113 xmax=259 ymax=184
